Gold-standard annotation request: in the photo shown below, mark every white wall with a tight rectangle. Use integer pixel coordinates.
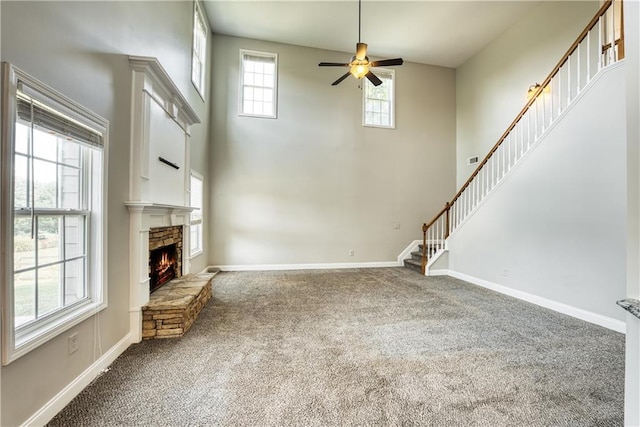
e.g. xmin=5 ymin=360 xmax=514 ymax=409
xmin=456 ymin=1 xmax=599 ymax=187
xmin=624 ymin=0 xmax=640 ymax=423
xmin=0 ymin=2 xmax=211 ymax=425
xmin=209 ymin=35 xmax=456 ymax=267
xmin=448 ymin=64 xmax=627 ymax=322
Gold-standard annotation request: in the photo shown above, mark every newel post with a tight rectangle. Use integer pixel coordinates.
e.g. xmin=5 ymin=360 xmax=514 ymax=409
xmin=421 ymin=223 xmax=428 ymax=275
xmin=445 ymin=202 xmax=451 ymax=239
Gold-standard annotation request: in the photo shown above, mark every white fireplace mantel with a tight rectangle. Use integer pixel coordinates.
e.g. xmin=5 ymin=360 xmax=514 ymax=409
xmin=126 ymin=56 xmax=200 ymax=343
xmin=125 ymin=201 xmax=196 ymax=216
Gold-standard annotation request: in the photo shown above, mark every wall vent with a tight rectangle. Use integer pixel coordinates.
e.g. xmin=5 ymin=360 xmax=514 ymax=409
xmin=467 ymin=156 xmax=479 ymax=165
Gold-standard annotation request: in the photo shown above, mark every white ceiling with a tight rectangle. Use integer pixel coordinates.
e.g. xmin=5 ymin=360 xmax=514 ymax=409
xmin=202 ymin=1 xmax=540 ymax=68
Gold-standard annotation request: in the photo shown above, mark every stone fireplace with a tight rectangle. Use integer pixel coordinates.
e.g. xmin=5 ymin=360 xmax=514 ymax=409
xmin=125 ymin=56 xmax=201 ymax=343
xmin=149 ymin=226 xmax=183 ymax=293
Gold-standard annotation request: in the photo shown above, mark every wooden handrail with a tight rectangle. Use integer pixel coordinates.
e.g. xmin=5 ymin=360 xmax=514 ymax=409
xmin=450 ymin=0 xmax=613 ymax=206
xmin=423 ymin=205 xmax=449 ymax=230
xmin=419 ymin=0 xmax=620 ymax=274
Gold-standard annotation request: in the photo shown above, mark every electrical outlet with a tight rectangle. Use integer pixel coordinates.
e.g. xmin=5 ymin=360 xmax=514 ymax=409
xmin=68 ymin=333 xmax=79 ymax=355
xmin=349 ymin=249 xmax=355 ymax=256
xmin=502 ymin=268 xmax=509 ymax=277
xmin=393 ymin=223 xmax=401 ymax=229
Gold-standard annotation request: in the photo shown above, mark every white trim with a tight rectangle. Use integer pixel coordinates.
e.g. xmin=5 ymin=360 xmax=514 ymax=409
xmin=428 ymin=269 xmax=450 ymax=276
xmin=191 ymin=0 xmax=209 ymax=101
xmin=213 ymin=261 xmax=401 ymax=272
xmin=238 ymin=49 xmax=278 ymax=119
xmin=445 ymin=270 xmax=626 ymax=334
xmin=425 ymin=247 xmax=448 ymax=274
xmin=129 ymin=56 xmax=200 ymax=130
xmin=1 ymin=63 xmax=109 ymax=365
xmin=362 ymin=68 xmax=395 ymax=129
xmin=189 ymin=171 xmax=204 ymax=257
xmin=21 ymin=333 xmax=131 ymax=427
xmin=397 ymin=240 xmax=421 ymax=264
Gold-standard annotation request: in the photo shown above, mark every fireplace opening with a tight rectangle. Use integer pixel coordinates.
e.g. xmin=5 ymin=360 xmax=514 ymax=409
xmin=150 ymin=244 xmax=178 ymax=293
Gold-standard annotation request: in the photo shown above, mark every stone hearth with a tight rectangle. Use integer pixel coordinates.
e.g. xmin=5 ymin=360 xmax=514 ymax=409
xmin=141 ymin=270 xmax=217 ymax=340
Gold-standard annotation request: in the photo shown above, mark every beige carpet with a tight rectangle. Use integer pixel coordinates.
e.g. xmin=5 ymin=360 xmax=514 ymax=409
xmin=48 ymin=268 xmax=624 ymax=426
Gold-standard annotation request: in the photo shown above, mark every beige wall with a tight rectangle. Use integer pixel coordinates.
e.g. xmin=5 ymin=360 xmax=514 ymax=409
xmin=455 ymin=1 xmax=599 ymax=186
xmin=209 ymin=35 xmax=457 ymax=266
xmin=0 ymin=2 xmax=211 ymax=425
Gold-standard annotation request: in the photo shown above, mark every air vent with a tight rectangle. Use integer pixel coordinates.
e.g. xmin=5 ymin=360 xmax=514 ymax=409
xmin=467 ymin=156 xmax=479 ymax=165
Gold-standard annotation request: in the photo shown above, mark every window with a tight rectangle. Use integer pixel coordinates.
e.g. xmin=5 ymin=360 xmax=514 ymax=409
xmin=1 ymin=63 xmax=108 ymax=364
xmin=191 ymin=0 xmax=208 ymax=99
xmin=239 ymin=50 xmax=278 ymax=118
xmin=363 ymin=69 xmax=395 ymax=128
xmin=190 ymin=171 xmax=203 ymax=257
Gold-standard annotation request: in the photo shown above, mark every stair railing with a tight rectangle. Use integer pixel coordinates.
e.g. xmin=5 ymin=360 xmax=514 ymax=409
xmin=420 ymin=0 xmax=624 ymax=274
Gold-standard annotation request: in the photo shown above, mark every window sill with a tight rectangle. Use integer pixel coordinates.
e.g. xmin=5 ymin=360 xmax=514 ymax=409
xmin=238 ymin=112 xmax=277 ymax=120
xmin=191 ymin=80 xmax=206 ymax=102
xmin=363 ymin=123 xmax=396 ymax=130
xmin=189 ymin=249 xmax=203 ymax=259
xmin=4 ymin=300 xmax=107 ymax=365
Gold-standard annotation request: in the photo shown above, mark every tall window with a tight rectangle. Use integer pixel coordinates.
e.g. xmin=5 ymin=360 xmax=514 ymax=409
xmin=239 ymin=50 xmax=278 ymax=118
xmin=363 ymin=69 xmax=395 ymax=128
xmin=1 ymin=64 xmax=107 ymax=364
xmin=191 ymin=1 xmax=208 ymax=98
xmin=190 ymin=171 xmax=203 ymax=257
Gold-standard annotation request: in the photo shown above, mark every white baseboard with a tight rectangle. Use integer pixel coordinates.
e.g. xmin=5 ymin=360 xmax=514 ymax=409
xmin=445 ymin=270 xmax=626 ymax=334
xmin=428 ymin=269 xmax=450 ymax=276
xmin=23 ymin=333 xmax=132 ymax=427
xmin=214 ymin=261 xmax=401 ymax=272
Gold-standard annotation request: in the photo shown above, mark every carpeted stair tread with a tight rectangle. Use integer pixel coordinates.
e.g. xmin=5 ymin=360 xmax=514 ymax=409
xmin=403 ymin=257 xmax=422 ymax=273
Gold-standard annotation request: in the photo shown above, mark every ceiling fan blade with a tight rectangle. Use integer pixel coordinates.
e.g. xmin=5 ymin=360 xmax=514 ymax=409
xmin=332 ymin=72 xmax=352 ymax=86
xmin=365 ymin=71 xmax=382 ymax=86
xmin=355 ymin=42 xmax=368 ymax=61
xmin=319 ymin=62 xmax=350 ymax=67
xmin=370 ymin=58 xmax=404 ymax=67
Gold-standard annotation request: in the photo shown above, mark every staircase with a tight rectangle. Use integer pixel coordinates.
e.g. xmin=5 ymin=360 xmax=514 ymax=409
xmin=403 ymin=243 xmax=440 ymax=273
xmin=405 ymin=0 xmax=624 ymax=275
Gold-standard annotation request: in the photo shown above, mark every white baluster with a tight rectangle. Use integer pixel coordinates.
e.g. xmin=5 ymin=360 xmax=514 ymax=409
xmin=577 ymin=41 xmax=581 ymax=93
xmin=610 ymin=3 xmax=616 ymax=64
xmin=549 ymin=76 xmax=556 ymax=126
xmin=598 ymin=15 xmax=604 ymax=70
xmin=586 ymin=30 xmax=591 ymax=83
xmin=558 ymin=68 xmax=563 ymax=114
xmin=567 ymin=53 xmax=572 ymax=105
xmin=542 ymin=87 xmax=547 ymax=133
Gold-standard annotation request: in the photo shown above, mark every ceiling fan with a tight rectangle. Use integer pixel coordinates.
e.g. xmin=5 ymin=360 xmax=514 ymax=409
xmin=318 ymin=0 xmax=403 ymax=87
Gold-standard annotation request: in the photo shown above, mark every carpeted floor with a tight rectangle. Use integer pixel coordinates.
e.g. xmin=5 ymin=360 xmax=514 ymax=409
xmin=48 ymin=268 xmax=624 ymax=426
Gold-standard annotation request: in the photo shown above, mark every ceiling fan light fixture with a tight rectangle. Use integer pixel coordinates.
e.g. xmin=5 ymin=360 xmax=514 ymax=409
xmin=318 ymin=0 xmax=403 ymax=86
xmin=350 ymin=60 xmax=369 ymax=79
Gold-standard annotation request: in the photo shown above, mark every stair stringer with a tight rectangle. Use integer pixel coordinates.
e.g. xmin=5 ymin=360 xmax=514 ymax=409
xmin=426 ymin=246 xmax=449 ymax=275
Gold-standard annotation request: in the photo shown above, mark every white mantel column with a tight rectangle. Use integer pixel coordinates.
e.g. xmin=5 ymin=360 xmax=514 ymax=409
xmin=128 ymin=205 xmax=150 ymax=343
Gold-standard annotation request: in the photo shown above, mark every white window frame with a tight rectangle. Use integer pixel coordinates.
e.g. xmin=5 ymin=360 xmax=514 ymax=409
xmin=362 ymin=68 xmax=395 ymax=129
xmin=1 ymin=63 xmax=108 ymax=365
xmin=239 ymin=49 xmax=278 ymax=119
xmin=191 ymin=0 xmax=209 ymax=100
xmin=189 ymin=171 xmax=204 ymax=258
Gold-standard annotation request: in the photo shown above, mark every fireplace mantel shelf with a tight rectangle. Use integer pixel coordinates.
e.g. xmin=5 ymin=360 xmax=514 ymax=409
xmin=125 ymin=201 xmax=195 ymax=214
